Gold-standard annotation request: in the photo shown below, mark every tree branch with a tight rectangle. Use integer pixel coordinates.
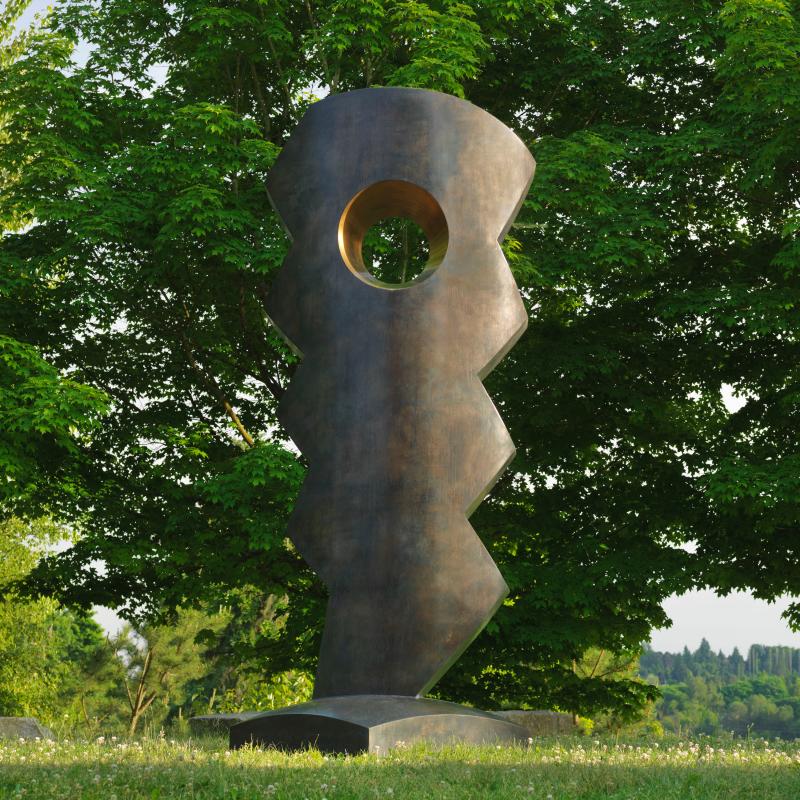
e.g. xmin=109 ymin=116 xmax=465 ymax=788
xmin=589 ymin=649 xmax=605 ymax=678
xmin=304 ymin=0 xmax=337 ymax=92
xmin=256 ymin=4 xmax=294 ymax=112
xmin=124 ymin=678 xmax=135 ymax=713
xmin=248 ymin=59 xmax=272 ymax=136
xmin=180 ymin=330 xmax=255 ymax=448
xmin=177 ymin=301 xmax=255 ymax=447
xmin=238 ymin=281 xmax=285 ymax=400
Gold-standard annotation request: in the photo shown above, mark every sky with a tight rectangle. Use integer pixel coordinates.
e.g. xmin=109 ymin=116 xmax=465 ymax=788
xmin=13 ymin=1 xmax=91 ymax=64
xmin=16 ymin=0 xmax=799 ymax=659
xmin=650 ymin=591 xmax=799 ymax=655
xmin=15 ymin=1 xmax=54 ymax=31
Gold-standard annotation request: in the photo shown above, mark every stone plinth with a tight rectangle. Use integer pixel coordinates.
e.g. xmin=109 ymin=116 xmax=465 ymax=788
xmin=230 ymin=695 xmax=528 ymax=754
xmin=0 ymin=717 xmax=55 ymax=741
xmin=494 ymin=710 xmax=575 ymax=736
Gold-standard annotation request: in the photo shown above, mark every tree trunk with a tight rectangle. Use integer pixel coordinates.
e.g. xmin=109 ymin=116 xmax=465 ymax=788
xmin=125 ymin=648 xmax=158 ymax=736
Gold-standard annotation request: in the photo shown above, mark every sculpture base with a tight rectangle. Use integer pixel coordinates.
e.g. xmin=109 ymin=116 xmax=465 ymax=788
xmin=229 ymin=695 xmax=528 ymax=754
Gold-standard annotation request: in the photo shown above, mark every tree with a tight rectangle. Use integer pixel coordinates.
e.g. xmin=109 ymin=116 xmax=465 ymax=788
xmin=642 ymin=643 xmax=800 ymax=737
xmin=115 ymin=607 xmax=230 ymax=735
xmin=0 ymin=517 xmax=118 ymax=726
xmin=0 ymin=335 xmax=107 ymax=512
xmin=61 ymin=614 xmax=129 ymax=732
xmin=0 ymin=518 xmax=66 ymax=718
xmin=569 ymin=647 xmax=655 ymax=731
xmin=0 ymin=5 xmax=108 ymax=515
xmin=2 ymin=0 xmax=799 ymax=718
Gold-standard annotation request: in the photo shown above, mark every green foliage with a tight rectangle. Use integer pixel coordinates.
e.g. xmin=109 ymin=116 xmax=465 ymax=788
xmin=213 ymin=670 xmax=313 ymax=714
xmin=2 ymin=0 xmax=800 ymax=722
xmin=643 ymin=641 xmax=800 ymax=738
xmin=0 ymin=337 xmax=107 ymax=510
xmin=384 ymin=2 xmax=487 ymax=96
xmin=58 ymin=614 xmax=129 ymax=732
xmin=656 ymin=675 xmax=800 ymax=738
xmin=0 ymin=518 xmax=112 ymax=725
xmin=570 ymin=648 xmax=657 ymax=731
xmin=115 ymin=607 xmax=232 ymax=734
xmin=0 ymin=591 xmax=65 ymax=719
xmin=362 ymin=217 xmax=430 ymax=283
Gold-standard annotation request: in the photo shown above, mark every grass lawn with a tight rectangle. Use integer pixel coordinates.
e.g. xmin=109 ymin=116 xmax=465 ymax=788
xmin=2 ymin=734 xmax=800 ymax=799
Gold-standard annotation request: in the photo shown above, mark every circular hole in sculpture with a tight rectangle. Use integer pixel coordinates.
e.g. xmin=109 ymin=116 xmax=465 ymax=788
xmin=338 ymin=180 xmax=448 ymax=288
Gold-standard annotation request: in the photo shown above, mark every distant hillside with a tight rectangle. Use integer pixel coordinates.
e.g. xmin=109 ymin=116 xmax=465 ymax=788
xmin=641 ymin=640 xmax=800 ymax=737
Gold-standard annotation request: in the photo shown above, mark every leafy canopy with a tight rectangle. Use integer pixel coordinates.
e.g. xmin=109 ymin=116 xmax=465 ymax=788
xmin=2 ymin=0 xmax=799 ymax=715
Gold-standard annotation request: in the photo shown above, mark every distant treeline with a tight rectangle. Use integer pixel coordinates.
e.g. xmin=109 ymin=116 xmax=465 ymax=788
xmin=641 ymin=640 xmax=800 ymax=738
xmin=641 ymin=640 xmax=800 ymax=684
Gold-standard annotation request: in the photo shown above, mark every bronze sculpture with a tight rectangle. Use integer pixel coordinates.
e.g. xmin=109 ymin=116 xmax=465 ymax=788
xmin=231 ymin=87 xmax=535 ymax=753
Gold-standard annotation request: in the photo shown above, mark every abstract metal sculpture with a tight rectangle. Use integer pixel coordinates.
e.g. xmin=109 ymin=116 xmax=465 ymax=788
xmin=230 ymin=87 xmax=535 ymax=753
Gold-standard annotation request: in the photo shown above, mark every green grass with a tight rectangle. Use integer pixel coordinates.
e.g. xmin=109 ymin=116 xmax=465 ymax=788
xmin=2 ymin=734 xmax=800 ymax=799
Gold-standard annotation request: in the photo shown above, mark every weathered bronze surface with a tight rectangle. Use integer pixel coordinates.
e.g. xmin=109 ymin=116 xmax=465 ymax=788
xmin=264 ymin=87 xmax=534 ymax=700
xmin=235 ymin=87 xmax=534 ymax=752
xmin=229 ymin=696 xmax=528 ymax=754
